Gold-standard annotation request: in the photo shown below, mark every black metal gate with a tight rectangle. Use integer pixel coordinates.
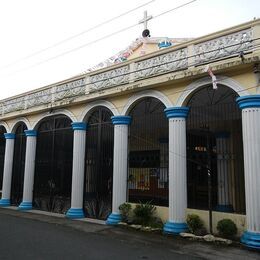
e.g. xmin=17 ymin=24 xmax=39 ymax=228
xmin=128 ymin=97 xmax=169 ymax=206
xmin=11 ymin=123 xmax=27 ymax=206
xmin=0 ymin=126 xmax=6 ymax=191
xmin=186 ymin=85 xmax=245 ymax=214
xmin=33 ymin=115 xmax=73 ymax=214
xmin=84 ymin=107 xmax=114 ymax=220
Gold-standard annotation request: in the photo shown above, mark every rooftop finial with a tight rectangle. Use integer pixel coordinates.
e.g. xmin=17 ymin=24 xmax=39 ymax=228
xmin=139 ymin=10 xmax=152 ymax=37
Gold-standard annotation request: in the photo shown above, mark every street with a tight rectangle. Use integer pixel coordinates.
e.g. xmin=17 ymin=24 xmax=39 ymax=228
xmin=0 ymin=209 xmax=258 ymax=260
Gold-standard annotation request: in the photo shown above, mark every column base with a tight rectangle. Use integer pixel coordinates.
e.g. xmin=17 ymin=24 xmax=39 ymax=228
xmin=106 ymin=213 xmax=122 ymax=225
xmin=163 ymin=221 xmax=188 ymax=234
xmin=215 ymin=204 xmax=234 ymax=213
xmin=18 ymin=201 xmax=32 ymax=210
xmin=0 ymin=199 xmax=10 ymax=207
xmin=241 ymin=231 xmax=260 ymax=250
xmin=66 ymin=208 xmax=85 ymax=219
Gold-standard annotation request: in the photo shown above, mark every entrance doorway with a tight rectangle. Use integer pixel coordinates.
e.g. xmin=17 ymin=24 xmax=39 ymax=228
xmin=84 ymin=107 xmax=114 ymax=220
xmin=33 ymin=115 xmax=73 ymax=213
xmin=0 ymin=126 xmax=6 ymax=194
xmin=128 ymin=97 xmax=169 ymax=206
xmin=186 ymin=85 xmax=245 ymax=213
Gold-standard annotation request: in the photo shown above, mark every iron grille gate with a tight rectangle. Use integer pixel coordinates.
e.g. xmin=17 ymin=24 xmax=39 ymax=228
xmin=84 ymin=107 xmax=114 ymax=220
xmin=0 ymin=126 xmax=6 ymax=193
xmin=11 ymin=123 xmax=27 ymax=206
xmin=128 ymin=98 xmax=169 ymax=206
xmin=33 ymin=115 xmax=73 ymax=214
xmin=186 ymin=85 xmax=245 ymax=214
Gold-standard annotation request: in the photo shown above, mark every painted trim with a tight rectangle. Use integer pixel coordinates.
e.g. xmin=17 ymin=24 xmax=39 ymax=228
xmin=66 ymin=208 xmax=85 ymax=219
xmin=106 ymin=213 xmax=122 ymax=225
xmin=164 ymin=107 xmax=190 ymax=119
xmin=4 ymin=133 xmax=15 ymax=139
xmin=18 ymin=201 xmax=32 ymax=210
xmin=0 ymin=121 xmax=10 ymax=133
xmin=111 ymin=116 xmax=132 ymax=125
xmin=241 ymin=231 xmax=260 ymax=250
xmin=122 ymin=90 xmax=172 ymax=116
xmin=79 ymin=100 xmax=119 ymax=122
xmin=71 ymin=122 xmax=87 ymax=131
xmin=0 ymin=199 xmax=10 ymax=207
xmin=176 ymin=76 xmax=249 ymax=106
xmin=10 ymin=117 xmax=31 ymax=133
xmin=25 ymin=130 xmax=37 ymax=137
xmin=163 ymin=221 xmax=188 ymax=234
xmin=32 ymin=109 xmax=77 ymax=130
xmin=236 ymin=95 xmax=260 ymax=109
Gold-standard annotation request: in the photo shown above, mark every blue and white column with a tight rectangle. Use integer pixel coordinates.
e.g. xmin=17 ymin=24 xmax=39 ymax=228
xmin=215 ymin=132 xmax=233 ymax=212
xmin=66 ymin=122 xmax=87 ymax=219
xmin=106 ymin=116 xmax=131 ymax=225
xmin=18 ymin=130 xmax=37 ymax=210
xmin=163 ymin=107 xmax=189 ymax=234
xmin=237 ymin=95 xmax=260 ymax=249
xmin=0 ymin=133 xmax=15 ymax=206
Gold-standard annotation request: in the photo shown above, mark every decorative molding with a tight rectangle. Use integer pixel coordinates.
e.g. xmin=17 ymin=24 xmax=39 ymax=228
xmin=176 ymin=76 xmax=250 ymax=106
xmin=122 ymin=90 xmax=172 ymax=116
xmin=89 ymin=66 xmax=130 ymax=91
xmin=54 ymin=78 xmax=86 ymax=101
xmin=133 ymin=48 xmax=188 ymax=80
xmin=194 ymin=29 xmax=253 ymax=64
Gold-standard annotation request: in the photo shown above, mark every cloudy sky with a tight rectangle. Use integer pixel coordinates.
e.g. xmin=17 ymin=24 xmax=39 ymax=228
xmin=0 ymin=0 xmax=259 ymax=99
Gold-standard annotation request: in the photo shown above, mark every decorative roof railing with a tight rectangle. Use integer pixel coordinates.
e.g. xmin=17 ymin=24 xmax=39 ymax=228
xmin=0 ymin=19 xmax=259 ymax=116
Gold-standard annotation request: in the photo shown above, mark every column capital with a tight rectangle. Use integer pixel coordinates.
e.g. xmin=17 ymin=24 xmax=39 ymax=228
xmin=164 ymin=107 xmax=190 ymax=119
xmin=25 ymin=130 xmax=37 ymax=137
xmin=71 ymin=122 xmax=87 ymax=131
xmin=4 ymin=133 xmax=15 ymax=139
xmin=236 ymin=95 xmax=260 ymax=109
xmin=111 ymin=116 xmax=131 ymax=125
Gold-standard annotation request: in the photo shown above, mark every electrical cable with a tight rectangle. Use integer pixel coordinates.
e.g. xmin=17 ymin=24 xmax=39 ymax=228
xmin=0 ymin=0 xmax=156 ymax=71
xmin=0 ymin=0 xmax=198 ymax=76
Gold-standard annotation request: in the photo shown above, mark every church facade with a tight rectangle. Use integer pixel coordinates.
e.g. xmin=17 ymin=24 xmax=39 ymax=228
xmin=0 ymin=19 xmax=260 ymax=249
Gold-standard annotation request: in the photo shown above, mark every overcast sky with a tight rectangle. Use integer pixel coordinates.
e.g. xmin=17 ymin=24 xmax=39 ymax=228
xmin=0 ymin=0 xmax=259 ymax=99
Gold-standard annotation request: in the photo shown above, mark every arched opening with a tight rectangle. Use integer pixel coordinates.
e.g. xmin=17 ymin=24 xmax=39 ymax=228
xmin=186 ymin=85 xmax=245 ymax=214
xmin=0 ymin=126 xmax=7 ymax=192
xmin=128 ymin=97 xmax=169 ymax=206
xmin=33 ymin=115 xmax=73 ymax=213
xmin=11 ymin=122 xmax=27 ymax=206
xmin=84 ymin=107 xmax=114 ymax=220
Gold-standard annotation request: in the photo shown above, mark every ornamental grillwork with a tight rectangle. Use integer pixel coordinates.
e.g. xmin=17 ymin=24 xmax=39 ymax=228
xmin=134 ymin=48 xmax=188 ymax=79
xmin=89 ymin=66 xmax=130 ymax=91
xmin=194 ymin=29 xmax=253 ymax=64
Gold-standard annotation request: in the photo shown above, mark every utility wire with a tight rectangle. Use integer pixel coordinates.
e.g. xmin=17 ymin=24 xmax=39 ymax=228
xmin=1 ymin=0 xmax=198 ymax=76
xmin=1 ymin=37 xmax=259 ymax=105
xmin=0 ymin=0 xmax=156 ymax=71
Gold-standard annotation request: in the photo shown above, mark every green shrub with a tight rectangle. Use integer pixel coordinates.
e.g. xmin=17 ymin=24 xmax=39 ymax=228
xmin=186 ymin=214 xmax=204 ymax=234
xmin=217 ymin=219 xmax=237 ymax=238
xmin=119 ymin=203 xmax=132 ymax=222
xmin=133 ymin=201 xmax=156 ymax=226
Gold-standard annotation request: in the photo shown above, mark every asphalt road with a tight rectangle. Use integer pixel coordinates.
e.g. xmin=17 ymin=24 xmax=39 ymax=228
xmin=0 ymin=209 xmax=259 ymax=260
xmin=0 ymin=211 xmax=198 ymax=260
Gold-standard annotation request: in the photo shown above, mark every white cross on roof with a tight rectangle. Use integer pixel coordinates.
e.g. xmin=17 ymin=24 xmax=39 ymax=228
xmin=139 ymin=11 xmax=152 ymax=30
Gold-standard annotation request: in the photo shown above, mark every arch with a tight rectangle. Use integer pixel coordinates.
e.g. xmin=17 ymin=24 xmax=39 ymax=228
xmin=32 ymin=109 xmax=77 ymax=130
xmin=79 ymin=100 xmax=119 ymax=122
xmin=0 ymin=121 xmax=10 ymax=133
xmin=10 ymin=117 xmax=30 ymax=133
xmin=122 ymin=90 xmax=172 ymax=116
xmin=176 ymin=76 xmax=250 ymax=107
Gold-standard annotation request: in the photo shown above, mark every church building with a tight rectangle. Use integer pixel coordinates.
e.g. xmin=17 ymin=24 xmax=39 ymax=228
xmin=0 ymin=15 xmax=260 ymax=249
